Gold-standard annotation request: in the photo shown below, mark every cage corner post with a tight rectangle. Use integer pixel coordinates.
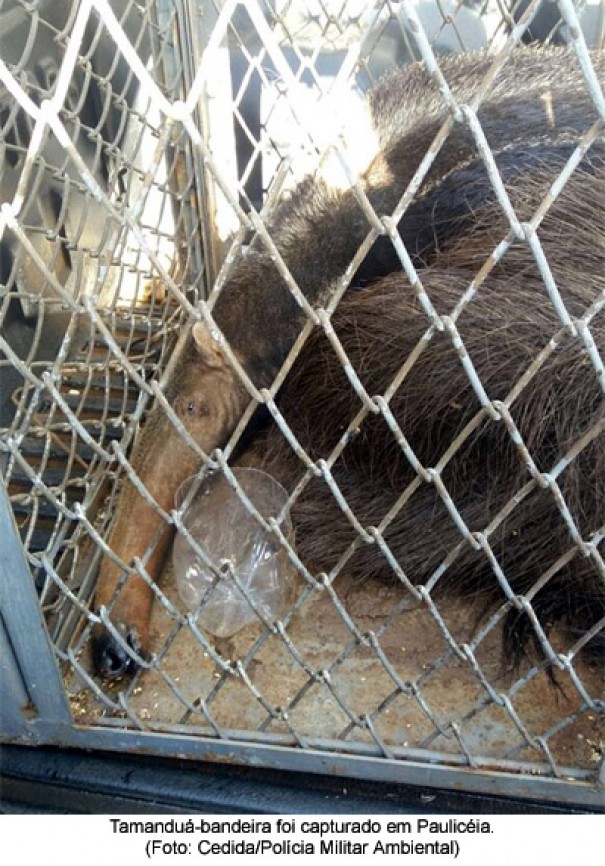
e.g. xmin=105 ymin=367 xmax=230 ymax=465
xmin=176 ymin=0 xmax=239 ymax=286
xmin=0 ymin=475 xmax=72 ymax=746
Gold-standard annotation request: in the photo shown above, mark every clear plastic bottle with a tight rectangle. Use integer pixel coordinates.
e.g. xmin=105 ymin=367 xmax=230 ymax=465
xmin=173 ymin=468 xmax=295 ymax=637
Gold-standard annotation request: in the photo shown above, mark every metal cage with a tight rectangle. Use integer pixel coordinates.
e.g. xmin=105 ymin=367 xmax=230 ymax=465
xmin=1 ymin=0 xmax=604 ymax=810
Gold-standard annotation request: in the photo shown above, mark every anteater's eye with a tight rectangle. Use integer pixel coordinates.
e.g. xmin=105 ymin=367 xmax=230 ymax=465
xmin=176 ymin=397 xmax=198 ymax=417
xmin=176 ymin=397 xmax=209 ymax=418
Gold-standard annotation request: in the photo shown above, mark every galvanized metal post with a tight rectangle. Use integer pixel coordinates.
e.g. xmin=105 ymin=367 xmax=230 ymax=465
xmin=0 ymin=616 xmax=30 ymax=739
xmin=0 ymin=476 xmax=72 ymax=737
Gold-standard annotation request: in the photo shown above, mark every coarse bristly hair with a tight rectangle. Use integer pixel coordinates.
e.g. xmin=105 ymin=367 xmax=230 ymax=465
xmin=91 ymin=47 xmax=605 ymax=680
xmin=252 ymin=157 xmax=605 ymax=670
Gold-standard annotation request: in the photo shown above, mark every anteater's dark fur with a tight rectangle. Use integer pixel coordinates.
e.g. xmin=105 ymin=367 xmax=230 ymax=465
xmin=91 ymin=47 xmax=605 ymax=678
xmin=255 ymin=162 xmax=605 ymax=665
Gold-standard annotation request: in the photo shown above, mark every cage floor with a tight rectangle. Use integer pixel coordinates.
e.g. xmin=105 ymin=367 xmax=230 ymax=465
xmin=67 ymin=563 xmax=604 ymax=775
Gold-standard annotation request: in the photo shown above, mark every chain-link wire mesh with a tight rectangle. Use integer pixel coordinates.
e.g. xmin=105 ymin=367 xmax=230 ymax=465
xmin=1 ymin=0 xmax=604 ymax=804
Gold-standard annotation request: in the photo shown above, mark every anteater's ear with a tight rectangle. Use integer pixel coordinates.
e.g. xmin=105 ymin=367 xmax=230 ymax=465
xmin=192 ymin=322 xmax=226 ymax=368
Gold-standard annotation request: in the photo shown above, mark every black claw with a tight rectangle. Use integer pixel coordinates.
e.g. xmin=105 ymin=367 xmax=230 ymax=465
xmin=91 ymin=625 xmax=142 ymax=680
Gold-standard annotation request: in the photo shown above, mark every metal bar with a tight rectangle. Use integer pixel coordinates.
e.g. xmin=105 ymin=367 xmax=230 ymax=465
xmin=0 ymin=614 xmax=30 ymax=739
xmin=175 ymin=0 xmax=222 ymax=286
xmin=25 ymin=720 xmax=605 ymax=810
xmin=6 ymin=743 xmax=591 ymax=815
xmin=0 ymin=477 xmax=72 ymax=727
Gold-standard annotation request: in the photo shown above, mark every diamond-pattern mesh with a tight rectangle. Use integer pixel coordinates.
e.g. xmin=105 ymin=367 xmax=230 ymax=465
xmin=1 ymin=0 xmax=604 ymax=801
